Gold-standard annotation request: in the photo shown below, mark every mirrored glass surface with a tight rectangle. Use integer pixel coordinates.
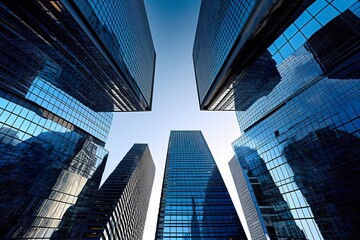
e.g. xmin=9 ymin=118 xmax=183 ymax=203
xmin=232 ymin=2 xmax=360 ymax=239
xmin=156 ymin=131 xmax=247 ymax=239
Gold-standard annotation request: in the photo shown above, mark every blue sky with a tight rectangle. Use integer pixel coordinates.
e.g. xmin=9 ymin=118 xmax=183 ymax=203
xmin=102 ymin=1 xmax=247 ymax=239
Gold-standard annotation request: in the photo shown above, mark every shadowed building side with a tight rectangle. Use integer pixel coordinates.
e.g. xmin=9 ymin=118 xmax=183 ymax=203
xmin=0 ymin=0 xmax=155 ymax=112
xmin=81 ymin=144 xmax=155 ymax=240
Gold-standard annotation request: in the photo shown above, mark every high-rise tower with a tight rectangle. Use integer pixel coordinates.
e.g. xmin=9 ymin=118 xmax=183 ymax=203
xmin=224 ymin=1 xmax=359 ymax=239
xmin=81 ymin=144 xmax=155 ymax=240
xmin=193 ymin=0 xmax=312 ymax=110
xmin=1 ymin=0 xmax=155 ymax=112
xmin=0 ymin=0 xmax=155 ymax=238
xmin=194 ymin=0 xmax=360 ymax=238
xmin=155 ymin=131 xmax=247 ymax=239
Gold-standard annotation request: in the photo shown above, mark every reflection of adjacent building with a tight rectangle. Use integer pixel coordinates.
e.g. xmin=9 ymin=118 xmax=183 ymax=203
xmin=230 ymin=1 xmax=360 ymax=239
xmin=190 ymin=197 xmax=201 ymax=238
xmin=51 ymin=154 xmax=108 ymax=240
xmin=202 ymin=167 xmax=247 ymax=239
xmin=0 ymin=0 xmax=155 ymax=112
xmin=305 ymin=10 xmax=360 ymax=79
xmin=230 ymin=147 xmax=305 ymax=240
xmin=284 ymin=128 xmax=360 ymax=239
xmin=0 ymin=0 xmax=155 ymax=238
xmin=81 ymin=144 xmax=155 ymax=240
xmin=0 ymin=126 xmax=107 ymax=238
xmin=0 ymin=68 xmax=110 ymax=239
xmin=155 ymin=131 xmax=247 ymax=239
xmin=232 ymin=51 xmax=281 ymax=111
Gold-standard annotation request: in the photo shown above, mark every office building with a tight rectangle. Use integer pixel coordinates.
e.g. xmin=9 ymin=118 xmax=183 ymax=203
xmin=51 ymin=154 xmax=108 ymax=240
xmin=81 ymin=144 xmax=155 ymax=240
xmin=155 ymin=131 xmax=247 ymax=239
xmin=0 ymin=83 xmax=111 ymax=239
xmin=0 ymin=0 xmax=155 ymax=238
xmin=193 ymin=0 xmax=313 ymax=110
xmin=228 ymin=1 xmax=360 ymax=239
xmin=1 ymin=0 xmax=155 ymax=112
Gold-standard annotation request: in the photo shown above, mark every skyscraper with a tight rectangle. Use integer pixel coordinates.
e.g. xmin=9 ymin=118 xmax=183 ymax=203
xmin=225 ymin=1 xmax=360 ymax=239
xmin=1 ymin=0 xmax=155 ymax=112
xmin=193 ymin=0 xmax=359 ymax=238
xmin=81 ymin=144 xmax=155 ymax=240
xmin=193 ymin=0 xmax=312 ymax=110
xmin=155 ymin=131 xmax=247 ymax=239
xmin=0 ymin=0 xmax=155 ymax=238
xmin=0 ymin=86 xmax=111 ymax=239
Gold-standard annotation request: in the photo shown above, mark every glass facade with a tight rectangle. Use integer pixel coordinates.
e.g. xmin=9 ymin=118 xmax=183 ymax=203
xmin=0 ymin=88 xmax=109 ymax=239
xmin=156 ymin=131 xmax=247 ymax=239
xmin=0 ymin=0 xmax=155 ymax=238
xmin=0 ymin=0 xmax=155 ymax=112
xmin=193 ymin=0 xmax=313 ymax=110
xmin=232 ymin=1 xmax=360 ymax=239
xmin=73 ymin=0 xmax=156 ymax=107
xmin=193 ymin=0 xmax=257 ymax=103
xmin=79 ymin=144 xmax=155 ymax=240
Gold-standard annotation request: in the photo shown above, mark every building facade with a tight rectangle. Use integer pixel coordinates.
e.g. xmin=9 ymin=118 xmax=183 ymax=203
xmin=0 ymin=0 xmax=155 ymax=238
xmin=81 ymin=144 xmax=155 ymax=240
xmin=193 ymin=0 xmax=313 ymax=110
xmin=230 ymin=1 xmax=360 ymax=239
xmin=1 ymin=0 xmax=155 ymax=112
xmin=229 ymin=156 xmax=268 ymax=240
xmin=155 ymin=131 xmax=247 ymax=239
xmin=230 ymin=150 xmax=306 ymax=240
xmin=0 ymin=76 xmax=111 ymax=239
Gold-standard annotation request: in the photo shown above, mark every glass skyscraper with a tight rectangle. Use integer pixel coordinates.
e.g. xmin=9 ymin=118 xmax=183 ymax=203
xmin=0 ymin=0 xmax=155 ymax=238
xmin=227 ymin=1 xmax=360 ymax=239
xmin=193 ymin=0 xmax=315 ymax=110
xmin=1 ymin=0 xmax=155 ymax=112
xmin=80 ymin=144 xmax=155 ymax=240
xmin=0 ymin=74 xmax=110 ymax=239
xmin=155 ymin=131 xmax=247 ymax=239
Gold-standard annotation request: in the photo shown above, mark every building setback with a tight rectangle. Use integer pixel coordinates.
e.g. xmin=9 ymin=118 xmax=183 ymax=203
xmin=0 ymin=0 xmax=155 ymax=238
xmin=81 ymin=144 xmax=155 ymax=240
xmin=155 ymin=130 xmax=247 ymax=239
xmin=227 ymin=0 xmax=359 ymax=239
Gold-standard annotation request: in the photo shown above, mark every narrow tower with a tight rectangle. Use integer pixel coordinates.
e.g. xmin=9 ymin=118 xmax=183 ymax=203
xmin=82 ymin=144 xmax=155 ymax=240
xmin=156 ymin=131 xmax=247 ymax=239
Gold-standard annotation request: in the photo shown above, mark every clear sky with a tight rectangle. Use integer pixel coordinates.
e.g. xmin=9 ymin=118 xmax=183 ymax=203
xmin=102 ymin=0 xmax=250 ymax=239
